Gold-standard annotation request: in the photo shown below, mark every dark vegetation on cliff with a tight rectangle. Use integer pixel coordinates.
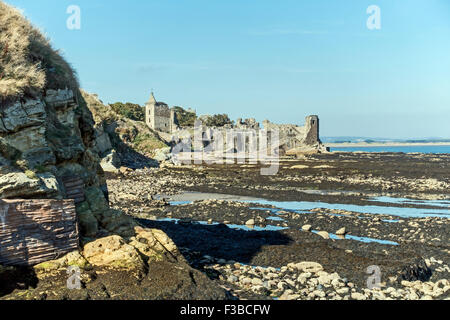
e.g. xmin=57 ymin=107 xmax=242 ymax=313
xmin=203 ymin=113 xmax=233 ymax=127
xmin=110 ymin=102 xmax=145 ymax=122
xmin=173 ymin=106 xmax=197 ymax=127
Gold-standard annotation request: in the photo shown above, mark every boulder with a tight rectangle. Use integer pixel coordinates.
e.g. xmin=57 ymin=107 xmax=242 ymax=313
xmin=83 ymin=235 xmax=145 ymax=271
xmin=94 ymin=127 xmax=113 ymax=155
xmin=100 ymin=150 xmax=121 ymax=172
xmin=34 ymin=251 xmax=89 ymax=272
xmin=153 ymin=147 xmax=172 ymax=162
xmin=129 ymin=227 xmax=179 ymax=262
xmin=293 ymin=262 xmax=324 ymax=273
xmin=245 ymin=219 xmax=255 ymax=226
xmin=316 ymin=231 xmax=330 ymax=239
xmin=77 ymin=209 xmax=99 ymax=238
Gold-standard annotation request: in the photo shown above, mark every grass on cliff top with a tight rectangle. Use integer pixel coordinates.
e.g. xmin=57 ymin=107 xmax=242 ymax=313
xmin=0 ymin=1 xmax=78 ymax=101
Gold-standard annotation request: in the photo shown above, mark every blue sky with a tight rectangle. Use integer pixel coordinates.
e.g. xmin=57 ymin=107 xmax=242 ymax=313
xmin=6 ymin=0 xmax=450 ymax=138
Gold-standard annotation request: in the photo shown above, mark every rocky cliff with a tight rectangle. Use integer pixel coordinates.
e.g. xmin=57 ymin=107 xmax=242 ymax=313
xmin=81 ymin=91 xmax=166 ymax=171
xmin=0 ymin=1 xmax=162 ymax=246
xmin=0 ymin=8 xmax=117 ymax=238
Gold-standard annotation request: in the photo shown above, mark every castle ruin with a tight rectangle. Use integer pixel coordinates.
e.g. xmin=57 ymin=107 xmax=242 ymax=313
xmin=144 ymin=92 xmax=327 ymax=154
xmin=263 ymin=115 xmax=321 ymax=151
xmin=145 ymin=92 xmax=178 ymax=133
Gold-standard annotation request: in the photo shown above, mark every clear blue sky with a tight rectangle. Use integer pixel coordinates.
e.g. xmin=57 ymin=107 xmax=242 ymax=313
xmin=6 ymin=0 xmax=450 ymax=138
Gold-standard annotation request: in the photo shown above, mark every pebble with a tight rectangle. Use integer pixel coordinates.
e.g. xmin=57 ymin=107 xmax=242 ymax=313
xmin=316 ymin=231 xmax=330 ymax=239
xmin=245 ymin=219 xmax=255 ymax=226
xmin=201 ymin=258 xmax=447 ymax=301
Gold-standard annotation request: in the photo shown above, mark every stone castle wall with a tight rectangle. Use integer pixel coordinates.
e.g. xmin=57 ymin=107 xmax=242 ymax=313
xmin=168 ymin=116 xmax=325 ymax=155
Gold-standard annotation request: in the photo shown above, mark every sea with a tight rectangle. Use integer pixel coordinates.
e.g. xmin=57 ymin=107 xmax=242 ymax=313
xmin=330 ymin=145 xmax=450 ymax=154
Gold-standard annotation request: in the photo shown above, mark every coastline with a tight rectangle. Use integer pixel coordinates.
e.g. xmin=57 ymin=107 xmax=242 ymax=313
xmin=325 ymin=142 xmax=450 ymax=148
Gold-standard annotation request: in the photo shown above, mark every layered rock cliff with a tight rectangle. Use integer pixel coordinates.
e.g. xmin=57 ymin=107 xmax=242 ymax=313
xmin=0 ymin=2 xmax=142 ymax=239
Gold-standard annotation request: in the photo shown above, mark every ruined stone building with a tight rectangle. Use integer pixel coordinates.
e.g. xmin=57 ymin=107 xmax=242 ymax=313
xmin=195 ymin=115 xmax=323 ymax=153
xmin=263 ymin=115 xmax=321 ymax=151
xmin=143 ymin=91 xmax=326 ymax=153
xmin=170 ymin=115 xmax=326 ymax=157
xmin=145 ymin=92 xmax=178 ymax=133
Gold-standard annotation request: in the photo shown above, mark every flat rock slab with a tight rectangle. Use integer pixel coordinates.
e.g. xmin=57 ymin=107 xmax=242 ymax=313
xmin=0 ymin=199 xmax=79 ymax=266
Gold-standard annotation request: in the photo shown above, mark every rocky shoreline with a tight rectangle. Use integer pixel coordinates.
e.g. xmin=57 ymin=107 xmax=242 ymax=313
xmin=101 ymin=152 xmax=449 ymax=300
xmin=1 ymin=152 xmax=449 ymax=300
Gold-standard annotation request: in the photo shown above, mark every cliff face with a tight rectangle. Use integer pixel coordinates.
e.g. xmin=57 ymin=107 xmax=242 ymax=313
xmin=0 ymin=2 xmax=116 ymax=238
xmin=0 ymin=88 xmax=122 ymax=239
xmin=0 ymin=89 xmax=104 ymax=198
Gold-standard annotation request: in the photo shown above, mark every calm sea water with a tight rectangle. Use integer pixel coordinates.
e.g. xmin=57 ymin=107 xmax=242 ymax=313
xmin=330 ymin=145 xmax=450 ymax=154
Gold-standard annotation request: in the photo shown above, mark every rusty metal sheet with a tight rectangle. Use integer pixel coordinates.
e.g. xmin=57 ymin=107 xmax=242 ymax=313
xmin=0 ymin=199 xmax=79 ymax=266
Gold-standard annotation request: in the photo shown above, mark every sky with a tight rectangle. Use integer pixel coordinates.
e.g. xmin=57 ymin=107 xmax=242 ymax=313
xmin=5 ymin=0 xmax=450 ymax=139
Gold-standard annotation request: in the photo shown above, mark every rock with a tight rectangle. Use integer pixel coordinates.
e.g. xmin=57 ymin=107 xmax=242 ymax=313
xmin=336 ymin=287 xmax=349 ymax=295
xmin=84 ymin=187 xmax=109 ymax=217
xmin=313 ymin=290 xmax=326 ymax=298
xmin=251 ymin=278 xmax=263 ymax=286
xmin=0 ymin=171 xmax=57 ymax=199
xmin=335 ymin=227 xmax=346 ymax=235
xmin=277 ymin=281 xmax=287 ymax=291
xmin=318 ymin=274 xmax=332 ymax=285
xmin=279 ymin=292 xmax=300 ymax=300
xmin=119 ymin=166 xmax=133 ymax=174
xmin=316 ymin=231 xmax=330 ymax=239
xmin=100 ymin=149 xmax=121 ymax=172
xmin=285 ymin=279 xmax=296 ymax=287
xmin=77 ymin=210 xmax=99 ymax=237
xmin=293 ymin=262 xmax=324 ymax=273
xmin=400 ymin=258 xmax=432 ymax=282
xmin=301 ymin=224 xmax=312 ymax=231
xmin=99 ymin=209 xmax=138 ymax=237
xmin=34 ymin=251 xmax=89 ymax=272
xmin=245 ymin=219 xmax=255 ymax=226
xmin=290 ymin=165 xmax=309 ymax=169
xmin=129 ymin=226 xmax=179 ymax=262
xmin=83 ymin=235 xmax=145 ymax=271
xmin=351 ymin=292 xmax=367 ymax=300
xmin=154 ymin=147 xmax=172 ymax=162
